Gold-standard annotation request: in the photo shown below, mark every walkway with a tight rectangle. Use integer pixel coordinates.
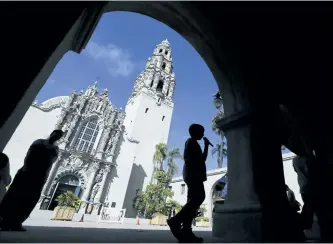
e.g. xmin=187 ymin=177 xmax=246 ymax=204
xmin=0 ymin=218 xmax=221 ymax=243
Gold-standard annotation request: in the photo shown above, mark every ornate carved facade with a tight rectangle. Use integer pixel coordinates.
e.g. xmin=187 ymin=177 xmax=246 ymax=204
xmin=34 ymin=82 xmax=125 ymax=214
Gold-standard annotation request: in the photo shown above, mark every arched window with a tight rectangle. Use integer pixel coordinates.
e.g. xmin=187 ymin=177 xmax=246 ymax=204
xmin=159 ymin=49 xmax=163 ymax=53
xmin=162 ymin=63 xmax=166 ymax=70
xmin=165 ymin=50 xmax=168 ymax=55
xmin=73 ymin=118 xmax=99 ymax=153
xmin=59 ymin=175 xmax=80 ymax=186
xmin=156 ymin=80 xmax=164 ymax=92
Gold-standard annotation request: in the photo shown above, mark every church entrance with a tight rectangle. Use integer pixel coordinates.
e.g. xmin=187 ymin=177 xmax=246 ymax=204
xmin=48 ymin=175 xmax=81 ymax=210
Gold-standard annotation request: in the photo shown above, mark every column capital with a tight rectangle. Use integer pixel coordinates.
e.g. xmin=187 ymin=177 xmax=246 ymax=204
xmin=91 ymin=161 xmax=100 ymax=171
xmin=102 ymin=165 xmax=111 ymax=174
xmin=215 ymin=109 xmax=251 ymax=133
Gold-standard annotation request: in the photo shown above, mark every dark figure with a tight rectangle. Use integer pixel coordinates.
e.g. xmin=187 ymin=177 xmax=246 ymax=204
xmin=285 ymin=184 xmax=306 ymax=241
xmin=292 ymin=155 xmax=316 ymax=230
xmin=0 ymin=153 xmax=11 ymax=204
xmin=167 ymin=124 xmax=211 ymax=243
xmin=0 ymin=130 xmax=63 ymax=231
xmin=286 ymin=185 xmax=301 ymax=213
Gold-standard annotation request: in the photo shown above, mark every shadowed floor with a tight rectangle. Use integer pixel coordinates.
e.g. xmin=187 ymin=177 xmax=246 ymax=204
xmin=0 ymin=219 xmax=220 ymax=243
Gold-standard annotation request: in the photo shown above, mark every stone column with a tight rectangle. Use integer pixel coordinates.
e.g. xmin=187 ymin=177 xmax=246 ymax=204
xmin=94 ymin=166 xmax=111 ymax=204
xmin=96 ymin=112 xmax=116 ymax=159
xmin=106 ymin=129 xmax=121 ymax=162
xmin=212 ymin=79 xmax=302 ymax=242
xmin=168 ymin=82 xmax=175 ymax=98
xmin=92 ymin=166 xmax=111 ymax=215
xmin=81 ymin=161 xmax=100 ymax=202
xmin=41 ymin=152 xmax=64 ymax=196
xmin=63 ymin=114 xmax=80 ymax=142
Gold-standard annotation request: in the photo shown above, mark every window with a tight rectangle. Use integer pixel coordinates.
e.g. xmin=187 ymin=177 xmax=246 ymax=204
xmin=169 ymin=186 xmax=172 ymax=190
xmin=181 ymin=184 xmax=185 ymax=195
xmin=145 ymin=108 xmax=149 ymax=113
xmin=73 ymin=119 xmax=99 ymax=153
xmin=159 ymin=49 xmax=163 ymax=53
xmin=162 ymin=63 xmax=166 ymax=70
xmin=150 ymin=80 xmax=154 ymax=87
xmin=156 ymin=80 xmax=164 ymax=92
xmin=111 ymin=202 xmax=116 ymax=208
xmin=158 ymin=98 xmax=161 ymax=103
xmin=162 ymin=116 xmax=165 ymax=121
xmin=166 ymin=89 xmax=169 ymax=96
xmin=165 ymin=50 xmax=168 ymax=55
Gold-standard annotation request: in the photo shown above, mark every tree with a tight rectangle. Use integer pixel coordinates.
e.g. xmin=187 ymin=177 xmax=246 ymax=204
xmin=56 ymin=191 xmax=81 ymax=210
xmin=212 ymin=109 xmax=227 ymax=168
xmin=133 ymin=171 xmax=174 ymax=218
xmin=166 ymin=199 xmax=182 ymax=215
xmin=152 ymin=143 xmax=168 ymax=183
xmin=166 ymin=147 xmax=182 ymax=178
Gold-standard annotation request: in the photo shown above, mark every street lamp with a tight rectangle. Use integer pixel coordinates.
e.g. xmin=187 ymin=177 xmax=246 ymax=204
xmin=213 ymin=91 xmax=223 ymax=110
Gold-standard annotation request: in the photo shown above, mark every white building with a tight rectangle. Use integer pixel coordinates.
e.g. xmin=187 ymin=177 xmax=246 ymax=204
xmin=3 ymin=39 xmax=176 ymax=218
xmin=169 ymin=152 xmax=302 ymax=223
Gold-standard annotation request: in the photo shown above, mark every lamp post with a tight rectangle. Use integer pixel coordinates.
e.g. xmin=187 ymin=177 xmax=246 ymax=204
xmin=212 ymin=91 xmax=225 ymax=169
xmin=213 ymin=91 xmax=223 ymax=110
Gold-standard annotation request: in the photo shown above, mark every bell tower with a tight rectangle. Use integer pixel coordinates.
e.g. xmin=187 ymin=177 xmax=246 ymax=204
xmin=106 ymin=40 xmax=176 ymax=217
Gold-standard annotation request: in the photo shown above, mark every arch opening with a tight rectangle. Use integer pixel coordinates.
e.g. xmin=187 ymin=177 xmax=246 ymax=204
xmin=156 ymin=80 xmax=164 ymax=92
xmin=48 ymin=174 xmax=82 ymax=211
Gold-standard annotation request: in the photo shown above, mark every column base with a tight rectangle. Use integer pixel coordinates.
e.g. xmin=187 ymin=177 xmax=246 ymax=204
xmin=213 ymin=204 xmax=263 ymax=242
xmin=92 ymin=203 xmax=102 ymax=215
xmin=213 ymin=203 xmax=305 ymax=242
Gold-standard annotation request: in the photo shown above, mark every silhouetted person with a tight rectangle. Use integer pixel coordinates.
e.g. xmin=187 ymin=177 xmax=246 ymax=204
xmin=0 ymin=130 xmax=63 ymax=231
xmin=286 ymin=184 xmax=301 ymax=213
xmin=286 ymin=184 xmax=305 ymax=240
xmin=292 ymin=155 xmax=316 ymax=230
xmin=0 ymin=153 xmax=11 ymax=204
xmin=167 ymin=124 xmax=211 ymax=243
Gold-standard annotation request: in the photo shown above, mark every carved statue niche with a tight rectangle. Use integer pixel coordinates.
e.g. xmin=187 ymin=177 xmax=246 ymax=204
xmin=90 ymin=183 xmax=100 ymax=202
xmin=74 ymin=157 xmax=84 ymax=168
xmin=62 ymin=157 xmax=70 ymax=167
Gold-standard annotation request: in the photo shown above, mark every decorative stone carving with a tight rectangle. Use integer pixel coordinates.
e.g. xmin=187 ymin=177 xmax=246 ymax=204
xmin=42 ymin=152 xmax=64 ymax=196
xmin=90 ymin=183 xmax=100 ymax=202
xmin=63 ymin=115 xmax=80 ymax=143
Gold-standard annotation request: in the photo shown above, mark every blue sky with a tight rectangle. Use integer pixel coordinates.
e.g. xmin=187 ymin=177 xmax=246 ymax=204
xmin=36 ymin=12 xmax=225 ymax=174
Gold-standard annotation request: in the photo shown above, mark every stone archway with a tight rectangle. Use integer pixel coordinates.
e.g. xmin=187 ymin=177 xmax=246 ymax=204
xmin=208 ymin=175 xmax=227 ymax=224
xmin=54 ymin=169 xmax=86 ymax=189
xmin=1 ymin=3 xmax=300 ymax=242
xmin=58 ymin=174 xmax=80 ymax=187
xmin=47 ymin=171 xmax=86 ymax=210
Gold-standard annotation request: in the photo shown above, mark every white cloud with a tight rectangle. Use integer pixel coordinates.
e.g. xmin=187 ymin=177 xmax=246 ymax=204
xmin=84 ymin=41 xmax=136 ymax=77
xmin=48 ymin=79 xmax=56 ymax=85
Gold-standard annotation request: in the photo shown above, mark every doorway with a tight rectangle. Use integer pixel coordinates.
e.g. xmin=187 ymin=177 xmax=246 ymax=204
xmin=48 ymin=175 xmax=81 ymax=210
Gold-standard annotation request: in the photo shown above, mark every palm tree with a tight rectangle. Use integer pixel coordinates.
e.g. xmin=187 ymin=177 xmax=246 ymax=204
xmin=212 ymin=110 xmax=227 ymax=168
xmin=152 ymin=143 xmax=168 ymax=183
xmin=166 ymin=147 xmax=182 ymax=178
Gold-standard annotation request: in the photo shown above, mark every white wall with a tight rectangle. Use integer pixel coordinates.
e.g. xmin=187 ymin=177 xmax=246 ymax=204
xmin=170 ymin=168 xmax=227 ymax=222
xmin=170 ymin=153 xmax=303 ymax=222
xmin=110 ymin=90 xmax=174 ymax=218
xmin=3 ymin=105 xmax=61 ymax=179
xmin=282 ymin=152 xmax=303 ymax=205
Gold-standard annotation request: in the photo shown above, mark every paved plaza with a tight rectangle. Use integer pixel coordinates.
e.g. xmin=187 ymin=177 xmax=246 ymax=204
xmin=0 ymin=218 xmax=221 ymax=243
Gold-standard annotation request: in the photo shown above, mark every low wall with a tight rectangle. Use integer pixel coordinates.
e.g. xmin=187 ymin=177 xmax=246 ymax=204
xmin=29 ymin=209 xmax=151 ymax=224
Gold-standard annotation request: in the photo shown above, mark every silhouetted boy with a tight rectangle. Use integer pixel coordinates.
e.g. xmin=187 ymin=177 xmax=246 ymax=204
xmin=167 ymin=124 xmax=211 ymax=243
xmin=0 ymin=130 xmax=63 ymax=231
